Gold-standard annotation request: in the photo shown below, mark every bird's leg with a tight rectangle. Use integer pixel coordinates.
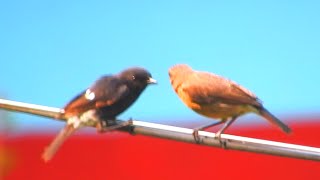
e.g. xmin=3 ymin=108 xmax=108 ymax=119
xmin=96 ymin=120 xmax=107 ymax=133
xmin=127 ymin=118 xmax=136 ymax=135
xmin=192 ymin=121 xmax=224 ymax=144
xmin=215 ymin=117 xmax=237 ymax=148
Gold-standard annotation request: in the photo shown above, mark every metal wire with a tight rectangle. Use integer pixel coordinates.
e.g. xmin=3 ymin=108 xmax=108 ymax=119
xmin=1 ymin=98 xmax=320 ymax=161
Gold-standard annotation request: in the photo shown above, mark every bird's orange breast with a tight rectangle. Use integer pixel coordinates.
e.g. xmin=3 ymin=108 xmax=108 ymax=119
xmin=175 ymin=86 xmax=201 ymax=110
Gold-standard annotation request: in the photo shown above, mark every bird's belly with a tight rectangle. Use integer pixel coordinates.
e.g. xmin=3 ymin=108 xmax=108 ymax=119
xmin=193 ymin=103 xmax=251 ymax=119
xmin=177 ymin=88 xmax=253 ymax=119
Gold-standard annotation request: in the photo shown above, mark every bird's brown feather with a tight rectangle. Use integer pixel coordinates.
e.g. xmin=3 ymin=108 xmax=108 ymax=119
xmin=185 ymin=71 xmax=262 ymax=107
xmin=63 ymin=92 xmax=96 ymax=118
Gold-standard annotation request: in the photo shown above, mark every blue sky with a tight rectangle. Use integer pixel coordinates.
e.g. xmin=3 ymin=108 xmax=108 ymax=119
xmin=1 ymin=1 xmax=320 ymax=132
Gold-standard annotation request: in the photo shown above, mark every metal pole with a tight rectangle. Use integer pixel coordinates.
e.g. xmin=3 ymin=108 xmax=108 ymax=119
xmin=1 ymin=98 xmax=320 ymax=161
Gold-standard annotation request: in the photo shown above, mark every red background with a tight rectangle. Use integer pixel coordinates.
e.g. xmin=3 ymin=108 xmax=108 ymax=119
xmin=2 ymin=117 xmax=320 ymax=180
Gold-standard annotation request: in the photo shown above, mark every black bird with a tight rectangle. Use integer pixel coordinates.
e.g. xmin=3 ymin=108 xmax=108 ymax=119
xmin=42 ymin=67 xmax=156 ymax=162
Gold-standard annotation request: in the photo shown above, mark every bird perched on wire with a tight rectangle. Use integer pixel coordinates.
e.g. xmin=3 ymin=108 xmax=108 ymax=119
xmin=42 ymin=67 xmax=157 ymax=162
xmin=169 ymin=64 xmax=291 ymax=144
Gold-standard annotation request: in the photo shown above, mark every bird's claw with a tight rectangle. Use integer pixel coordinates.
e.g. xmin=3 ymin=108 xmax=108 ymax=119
xmin=127 ymin=118 xmax=136 ymax=135
xmin=97 ymin=119 xmax=132 ymax=133
xmin=192 ymin=129 xmax=201 ymax=144
xmin=96 ymin=121 xmax=107 ymax=133
xmin=215 ymin=132 xmax=227 ymax=149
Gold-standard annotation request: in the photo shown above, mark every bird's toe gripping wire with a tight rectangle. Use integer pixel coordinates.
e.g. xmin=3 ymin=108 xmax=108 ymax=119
xmin=214 ymin=117 xmax=237 ymax=148
xmin=192 ymin=121 xmax=224 ymax=144
xmin=96 ymin=119 xmax=133 ymax=133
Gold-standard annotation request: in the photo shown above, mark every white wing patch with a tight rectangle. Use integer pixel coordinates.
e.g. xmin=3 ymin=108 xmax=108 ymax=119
xmin=85 ymin=89 xmax=95 ymax=100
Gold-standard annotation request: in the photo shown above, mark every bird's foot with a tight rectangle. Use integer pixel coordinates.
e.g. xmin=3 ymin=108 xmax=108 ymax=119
xmin=127 ymin=118 xmax=136 ymax=135
xmin=192 ymin=129 xmax=201 ymax=144
xmin=96 ymin=119 xmax=132 ymax=133
xmin=215 ymin=132 xmax=227 ymax=149
xmin=96 ymin=121 xmax=107 ymax=133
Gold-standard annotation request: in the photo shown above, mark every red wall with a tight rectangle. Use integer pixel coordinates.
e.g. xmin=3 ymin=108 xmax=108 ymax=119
xmin=2 ymin=118 xmax=320 ymax=180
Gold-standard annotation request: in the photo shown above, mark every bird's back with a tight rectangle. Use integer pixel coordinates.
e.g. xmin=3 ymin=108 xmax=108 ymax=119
xmin=187 ymin=71 xmax=261 ymax=106
xmin=169 ymin=64 xmax=262 ymax=119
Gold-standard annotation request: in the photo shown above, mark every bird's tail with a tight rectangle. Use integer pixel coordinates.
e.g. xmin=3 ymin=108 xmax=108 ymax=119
xmin=42 ymin=124 xmax=76 ymax=162
xmin=258 ymin=107 xmax=292 ymax=134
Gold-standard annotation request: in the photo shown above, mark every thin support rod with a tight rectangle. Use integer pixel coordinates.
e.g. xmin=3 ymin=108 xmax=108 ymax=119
xmin=1 ymin=98 xmax=320 ymax=161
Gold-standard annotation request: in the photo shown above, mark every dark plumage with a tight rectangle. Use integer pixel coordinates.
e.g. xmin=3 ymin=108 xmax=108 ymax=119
xmin=43 ymin=67 xmax=156 ymax=162
xmin=63 ymin=67 xmax=156 ymax=119
xmin=169 ymin=64 xmax=291 ymax=142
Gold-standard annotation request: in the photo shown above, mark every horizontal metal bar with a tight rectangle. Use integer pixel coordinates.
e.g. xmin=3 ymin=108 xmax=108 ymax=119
xmin=1 ymin=98 xmax=320 ymax=161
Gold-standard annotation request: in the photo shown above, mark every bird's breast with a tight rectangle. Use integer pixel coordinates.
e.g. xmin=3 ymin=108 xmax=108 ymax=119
xmin=176 ymin=87 xmax=201 ymax=110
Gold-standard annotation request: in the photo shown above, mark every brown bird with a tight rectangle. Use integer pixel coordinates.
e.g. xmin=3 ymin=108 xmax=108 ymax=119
xmin=169 ymin=64 xmax=291 ymax=143
xmin=42 ymin=67 xmax=157 ymax=162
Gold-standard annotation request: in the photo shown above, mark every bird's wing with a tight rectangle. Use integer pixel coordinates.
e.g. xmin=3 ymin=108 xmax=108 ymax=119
xmin=63 ymin=76 xmax=129 ymax=117
xmin=184 ymin=71 xmax=262 ymax=107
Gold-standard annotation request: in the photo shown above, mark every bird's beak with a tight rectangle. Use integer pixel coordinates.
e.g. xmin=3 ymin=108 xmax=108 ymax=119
xmin=147 ymin=77 xmax=157 ymax=84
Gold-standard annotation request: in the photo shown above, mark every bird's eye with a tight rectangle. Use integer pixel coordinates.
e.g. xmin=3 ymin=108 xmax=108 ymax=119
xmin=132 ymin=75 xmax=135 ymax=80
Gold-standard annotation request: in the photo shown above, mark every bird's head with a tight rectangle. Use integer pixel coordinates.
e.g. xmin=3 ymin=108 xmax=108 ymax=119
xmin=120 ymin=67 xmax=157 ymax=88
xmin=168 ymin=64 xmax=193 ymax=89
xmin=168 ymin=64 xmax=193 ymax=78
